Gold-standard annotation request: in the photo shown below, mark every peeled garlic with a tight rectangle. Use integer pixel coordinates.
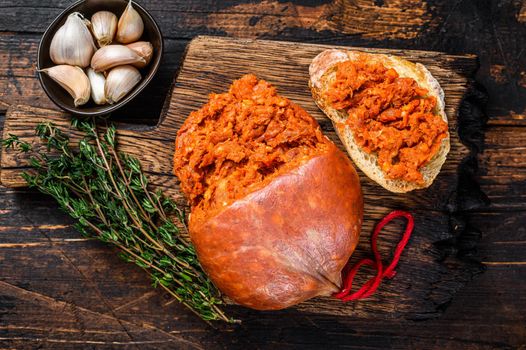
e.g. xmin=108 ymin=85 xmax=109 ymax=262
xmin=50 ymin=12 xmax=96 ymax=67
xmin=116 ymin=0 xmax=144 ymax=44
xmin=87 ymin=68 xmax=107 ymax=105
xmin=91 ymin=45 xmax=146 ymax=72
xmin=126 ymin=41 xmax=153 ymax=68
xmin=91 ymin=11 xmax=117 ymax=47
xmin=105 ymin=65 xmax=141 ymax=104
xmin=39 ymin=65 xmax=90 ymax=107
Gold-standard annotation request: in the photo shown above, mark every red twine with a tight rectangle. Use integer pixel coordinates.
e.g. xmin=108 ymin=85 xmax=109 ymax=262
xmin=333 ymin=210 xmax=414 ymax=301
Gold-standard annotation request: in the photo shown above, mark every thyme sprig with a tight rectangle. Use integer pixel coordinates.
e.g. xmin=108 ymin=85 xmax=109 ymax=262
xmin=2 ymin=119 xmax=234 ymax=323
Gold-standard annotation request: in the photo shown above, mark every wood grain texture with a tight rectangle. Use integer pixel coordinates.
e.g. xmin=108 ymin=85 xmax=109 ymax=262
xmin=1 ymin=0 xmax=525 ymax=127
xmin=0 ymin=0 xmax=440 ymax=40
xmin=1 ymin=188 xmax=522 ymax=349
xmin=1 ymin=0 xmax=526 ymax=348
xmin=478 ymin=126 xmax=526 ymax=210
xmin=0 ymin=36 xmax=482 ymax=321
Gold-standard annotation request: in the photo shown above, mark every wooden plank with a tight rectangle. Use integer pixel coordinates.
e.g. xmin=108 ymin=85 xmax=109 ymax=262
xmin=0 ymin=0 xmax=446 ymax=41
xmin=0 ymin=179 xmax=477 ymax=320
xmin=478 ymin=126 xmax=526 ymax=210
xmin=0 ymin=36 xmax=484 ymax=321
xmin=0 ymin=190 xmax=524 ymax=348
xmin=475 ymin=212 xmax=526 ymax=265
xmin=487 ymin=114 xmax=526 ymax=127
xmin=0 ymin=105 xmax=464 ymax=211
xmin=1 ymin=36 xmax=477 ymax=210
xmin=1 ymin=0 xmax=525 ymax=129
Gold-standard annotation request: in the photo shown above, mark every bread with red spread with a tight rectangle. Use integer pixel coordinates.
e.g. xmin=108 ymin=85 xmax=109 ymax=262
xmin=173 ymin=74 xmax=363 ymax=310
xmin=309 ymin=49 xmax=450 ymax=193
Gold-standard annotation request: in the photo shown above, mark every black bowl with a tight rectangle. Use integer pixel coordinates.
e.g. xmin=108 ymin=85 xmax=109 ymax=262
xmin=37 ymin=0 xmax=163 ymax=117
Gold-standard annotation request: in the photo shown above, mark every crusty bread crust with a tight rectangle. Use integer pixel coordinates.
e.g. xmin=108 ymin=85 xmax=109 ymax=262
xmin=309 ymin=49 xmax=450 ymax=193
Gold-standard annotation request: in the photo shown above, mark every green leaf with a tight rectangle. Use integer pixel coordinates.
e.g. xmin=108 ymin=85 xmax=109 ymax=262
xmin=104 ymin=125 xmax=116 ymax=147
xmin=1 ymin=133 xmax=19 ymax=148
xmin=142 ymin=197 xmax=156 ymax=214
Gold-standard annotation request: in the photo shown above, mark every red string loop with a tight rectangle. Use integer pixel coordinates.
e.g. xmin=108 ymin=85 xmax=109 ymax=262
xmin=333 ymin=210 xmax=414 ymax=301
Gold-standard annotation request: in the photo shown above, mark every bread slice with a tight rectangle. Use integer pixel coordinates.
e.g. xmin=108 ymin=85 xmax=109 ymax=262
xmin=309 ymin=49 xmax=450 ymax=193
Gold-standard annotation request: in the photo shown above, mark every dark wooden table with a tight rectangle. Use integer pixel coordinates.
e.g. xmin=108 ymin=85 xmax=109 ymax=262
xmin=1 ymin=1 xmax=525 ymax=349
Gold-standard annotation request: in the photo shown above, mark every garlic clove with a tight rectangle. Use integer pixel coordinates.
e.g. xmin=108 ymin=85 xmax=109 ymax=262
xmin=91 ymin=11 xmax=118 ymax=47
xmin=87 ymin=68 xmax=107 ymax=105
xmin=126 ymin=41 xmax=153 ymax=68
xmin=105 ymin=65 xmax=141 ymax=104
xmin=116 ymin=0 xmax=144 ymax=44
xmin=39 ymin=65 xmax=90 ymax=107
xmin=50 ymin=12 xmax=97 ymax=68
xmin=91 ymin=45 xmax=146 ymax=72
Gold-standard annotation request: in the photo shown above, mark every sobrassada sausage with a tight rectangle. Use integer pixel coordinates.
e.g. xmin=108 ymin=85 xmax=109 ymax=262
xmin=173 ymin=74 xmax=363 ymax=310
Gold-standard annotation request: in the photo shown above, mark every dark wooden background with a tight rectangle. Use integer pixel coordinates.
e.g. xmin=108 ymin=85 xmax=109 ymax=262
xmin=0 ymin=0 xmax=525 ymax=349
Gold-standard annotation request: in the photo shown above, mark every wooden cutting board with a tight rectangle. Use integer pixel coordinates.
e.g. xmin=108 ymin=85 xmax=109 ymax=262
xmin=0 ymin=36 xmax=482 ymax=320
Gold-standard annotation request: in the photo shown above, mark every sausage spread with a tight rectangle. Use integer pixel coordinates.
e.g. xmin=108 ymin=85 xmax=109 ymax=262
xmin=174 ymin=74 xmax=331 ymax=215
xmin=324 ymin=58 xmax=448 ymax=184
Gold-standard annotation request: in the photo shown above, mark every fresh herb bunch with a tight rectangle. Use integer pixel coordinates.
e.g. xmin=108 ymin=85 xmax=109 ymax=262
xmin=2 ymin=119 xmax=234 ymax=323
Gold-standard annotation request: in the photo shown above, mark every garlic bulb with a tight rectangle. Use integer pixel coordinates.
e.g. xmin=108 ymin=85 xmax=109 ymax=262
xmin=126 ymin=41 xmax=153 ymax=68
xmin=91 ymin=11 xmax=117 ymax=47
xmin=105 ymin=65 xmax=141 ymax=104
xmin=50 ymin=12 xmax=96 ymax=67
xmin=91 ymin=45 xmax=145 ymax=72
xmin=87 ymin=68 xmax=107 ymax=105
xmin=39 ymin=65 xmax=90 ymax=107
xmin=116 ymin=0 xmax=144 ymax=44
